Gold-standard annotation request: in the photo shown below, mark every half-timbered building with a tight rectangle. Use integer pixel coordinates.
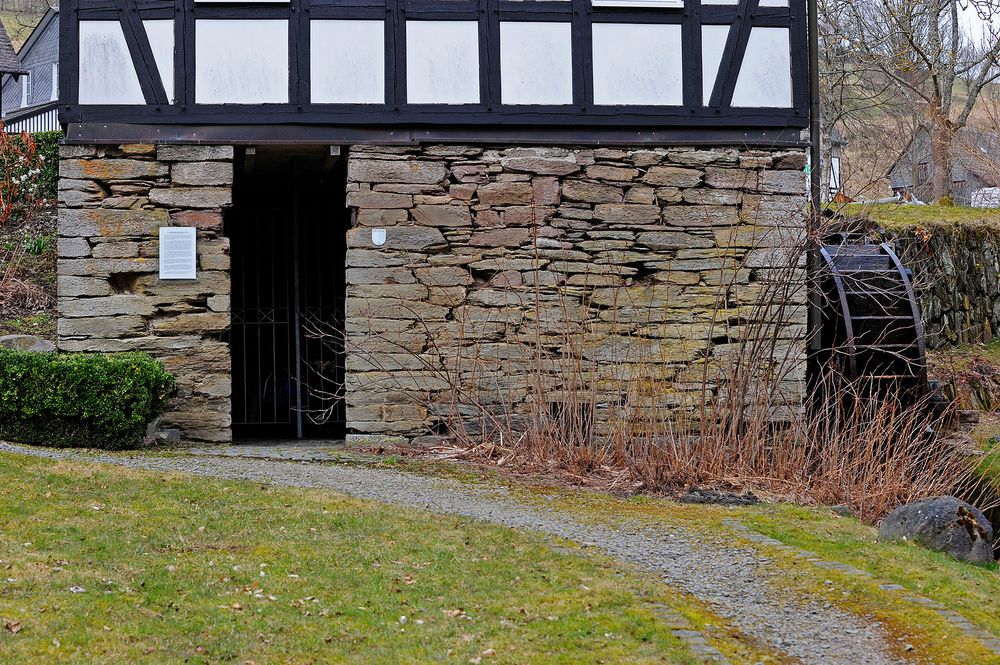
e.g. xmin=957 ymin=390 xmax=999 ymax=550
xmin=57 ymin=0 xmax=811 ymax=442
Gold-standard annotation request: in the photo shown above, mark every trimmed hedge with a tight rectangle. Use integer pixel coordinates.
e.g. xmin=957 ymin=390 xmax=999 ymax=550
xmin=0 ymin=349 xmax=175 ymax=450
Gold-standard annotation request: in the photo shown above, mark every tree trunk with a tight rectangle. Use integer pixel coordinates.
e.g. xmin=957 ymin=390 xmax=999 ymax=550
xmin=930 ymin=115 xmax=954 ymax=202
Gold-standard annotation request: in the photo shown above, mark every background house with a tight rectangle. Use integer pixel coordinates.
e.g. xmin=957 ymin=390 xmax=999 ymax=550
xmin=1 ymin=7 xmax=59 ymax=132
xmin=888 ymin=125 xmax=1000 ymax=205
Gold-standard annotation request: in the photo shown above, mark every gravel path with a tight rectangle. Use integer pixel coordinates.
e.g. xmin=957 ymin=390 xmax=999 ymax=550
xmin=0 ymin=442 xmax=911 ymax=665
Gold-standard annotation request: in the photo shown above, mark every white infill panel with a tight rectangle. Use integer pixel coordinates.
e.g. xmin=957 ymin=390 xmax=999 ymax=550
xmin=406 ymin=21 xmax=480 ymax=104
xmin=143 ymin=19 xmax=174 ymax=102
xmin=196 ymin=20 xmax=289 ymax=104
xmin=701 ymin=24 xmax=729 ymax=105
xmin=732 ymin=27 xmax=792 ymax=107
xmin=78 ymin=21 xmax=144 ymax=104
xmin=311 ymin=20 xmax=385 ymax=104
xmin=500 ymin=22 xmax=573 ymax=105
xmin=592 ymin=23 xmax=682 ymax=105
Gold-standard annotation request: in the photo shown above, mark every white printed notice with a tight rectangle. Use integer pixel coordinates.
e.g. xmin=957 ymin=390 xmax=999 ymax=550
xmin=159 ymin=227 xmax=197 ymax=280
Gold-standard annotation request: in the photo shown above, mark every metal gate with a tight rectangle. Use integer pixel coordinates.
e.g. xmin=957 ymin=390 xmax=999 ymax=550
xmin=228 ymin=152 xmax=346 ymax=439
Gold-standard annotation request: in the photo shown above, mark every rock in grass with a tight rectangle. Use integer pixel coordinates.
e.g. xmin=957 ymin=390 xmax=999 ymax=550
xmin=878 ymin=496 xmax=995 ymax=565
xmin=0 ymin=334 xmax=55 ymax=352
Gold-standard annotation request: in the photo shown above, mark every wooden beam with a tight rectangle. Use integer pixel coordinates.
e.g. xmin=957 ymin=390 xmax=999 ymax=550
xmin=114 ymin=0 xmax=170 ymax=105
xmin=708 ymin=0 xmax=760 ymax=109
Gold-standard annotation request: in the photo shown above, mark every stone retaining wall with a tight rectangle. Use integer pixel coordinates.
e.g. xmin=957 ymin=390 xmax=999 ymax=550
xmin=344 ymin=145 xmax=809 ymax=439
xmin=57 ymin=142 xmax=809 ymax=443
xmin=57 ymin=144 xmax=234 ymax=441
xmin=895 ymin=225 xmax=1000 ymax=349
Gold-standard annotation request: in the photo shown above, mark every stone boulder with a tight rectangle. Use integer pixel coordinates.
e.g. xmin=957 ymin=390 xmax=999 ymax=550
xmin=878 ymin=496 xmax=995 ymax=565
xmin=0 ymin=334 xmax=56 ymax=353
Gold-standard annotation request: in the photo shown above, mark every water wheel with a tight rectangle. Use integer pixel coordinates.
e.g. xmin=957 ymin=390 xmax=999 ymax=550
xmin=817 ymin=235 xmax=928 ymax=399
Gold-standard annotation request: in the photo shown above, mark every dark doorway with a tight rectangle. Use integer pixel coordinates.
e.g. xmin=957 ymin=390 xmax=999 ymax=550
xmin=226 ymin=146 xmax=346 ymax=440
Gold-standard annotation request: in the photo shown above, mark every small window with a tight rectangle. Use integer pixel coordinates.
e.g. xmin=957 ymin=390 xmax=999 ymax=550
xmin=915 ymin=162 xmax=930 ymax=183
xmin=51 ymin=63 xmax=58 ymax=101
xmin=20 ymin=74 xmax=30 ymax=107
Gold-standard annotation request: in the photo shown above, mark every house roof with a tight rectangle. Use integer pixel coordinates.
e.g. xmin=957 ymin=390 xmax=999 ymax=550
xmin=16 ymin=7 xmax=58 ymax=60
xmin=887 ymin=125 xmax=1000 ymax=190
xmin=0 ymin=21 xmax=26 ymax=76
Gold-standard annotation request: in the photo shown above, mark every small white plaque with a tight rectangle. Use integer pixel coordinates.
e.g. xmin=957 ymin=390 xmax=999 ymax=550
xmin=371 ymin=228 xmax=386 ymax=246
xmin=159 ymin=227 xmax=197 ymax=280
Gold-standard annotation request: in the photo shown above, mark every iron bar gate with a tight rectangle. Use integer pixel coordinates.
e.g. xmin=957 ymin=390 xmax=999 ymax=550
xmin=228 ymin=150 xmax=346 ymax=440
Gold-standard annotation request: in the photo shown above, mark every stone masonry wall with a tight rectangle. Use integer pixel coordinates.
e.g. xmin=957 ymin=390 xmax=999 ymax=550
xmin=343 ymin=145 xmax=809 ymax=440
xmin=895 ymin=224 xmax=1000 ymax=349
xmin=57 ymin=144 xmax=233 ymax=441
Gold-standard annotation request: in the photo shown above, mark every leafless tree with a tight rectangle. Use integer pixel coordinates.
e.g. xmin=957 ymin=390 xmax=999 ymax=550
xmin=829 ymin=0 xmax=1000 ymax=201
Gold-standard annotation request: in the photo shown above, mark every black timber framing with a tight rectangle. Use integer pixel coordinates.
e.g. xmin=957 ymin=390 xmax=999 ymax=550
xmin=60 ymin=0 xmax=810 ymax=143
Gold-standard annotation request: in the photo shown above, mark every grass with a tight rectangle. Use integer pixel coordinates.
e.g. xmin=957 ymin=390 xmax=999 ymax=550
xmin=0 ymin=311 xmax=53 ymax=337
xmin=0 ymin=451 xmax=779 ymax=664
xmin=830 ymin=202 xmax=1000 ymax=229
xmin=489 ymin=482 xmax=1000 ymax=665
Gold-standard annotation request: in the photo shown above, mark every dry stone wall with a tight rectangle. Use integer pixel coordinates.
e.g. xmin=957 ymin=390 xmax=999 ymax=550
xmin=57 ymin=144 xmax=233 ymax=441
xmin=344 ymin=145 xmax=809 ymax=440
xmin=895 ymin=224 xmax=1000 ymax=348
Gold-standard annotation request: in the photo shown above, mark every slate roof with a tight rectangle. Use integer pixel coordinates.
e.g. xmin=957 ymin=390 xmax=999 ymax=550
xmin=0 ymin=21 xmax=26 ymax=76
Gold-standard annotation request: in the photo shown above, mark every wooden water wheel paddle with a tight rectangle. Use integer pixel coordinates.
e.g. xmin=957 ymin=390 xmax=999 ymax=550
xmin=818 ymin=235 xmax=928 ymax=399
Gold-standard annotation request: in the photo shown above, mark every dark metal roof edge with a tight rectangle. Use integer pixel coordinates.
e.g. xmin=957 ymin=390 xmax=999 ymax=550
xmin=63 ymin=123 xmax=809 ymax=149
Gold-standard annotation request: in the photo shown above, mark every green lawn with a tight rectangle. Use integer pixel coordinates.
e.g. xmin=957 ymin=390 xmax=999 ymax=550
xmin=505 ymin=485 xmax=1000 ymax=665
xmin=829 ymin=202 xmax=1000 ymax=229
xmin=0 ymin=452 xmax=765 ymax=664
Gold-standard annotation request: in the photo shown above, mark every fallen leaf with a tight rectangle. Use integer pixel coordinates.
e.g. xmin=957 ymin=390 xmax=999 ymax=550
xmin=482 ymin=649 xmax=496 ymax=658
xmin=4 ymin=619 xmax=22 ymax=634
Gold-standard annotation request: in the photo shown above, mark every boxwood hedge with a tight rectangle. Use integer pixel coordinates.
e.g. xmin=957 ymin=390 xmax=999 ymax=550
xmin=0 ymin=349 xmax=174 ymax=449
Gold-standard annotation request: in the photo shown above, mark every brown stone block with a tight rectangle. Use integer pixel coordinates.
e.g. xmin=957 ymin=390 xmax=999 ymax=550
xmin=500 ymin=156 xmax=581 ymax=176
xmin=152 ymin=312 xmax=231 ymax=334
xmin=356 ymin=209 xmax=410 ymax=226
xmin=562 ymin=180 xmax=623 ymax=204
xmin=761 ymin=169 xmax=807 ymax=195
xmin=593 ymin=204 xmax=660 ymax=224
xmin=346 ymin=226 xmax=446 ymax=251
xmin=348 ymin=283 xmax=430 ymax=300
xmin=157 ymin=145 xmax=234 ymax=161
xmin=643 ymin=166 xmax=702 ymax=187
xmin=347 ymin=298 xmax=449 ymax=321
xmin=60 ymin=207 xmax=170 ymax=238
xmin=348 ymin=159 xmax=447 ymax=184
xmin=60 ymin=295 xmax=155 ymax=318
xmin=60 ymin=158 xmax=168 ymax=181
xmin=172 ymin=161 xmax=234 ymax=187
xmin=415 ymin=266 xmax=473 ymax=287
xmin=662 ymin=205 xmax=738 ymax=227
xmin=58 ymin=315 xmax=146 ymax=338
xmin=345 ymin=249 xmax=409 ymax=268
xmin=636 ymin=231 xmax=714 ymax=250
xmin=58 ymin=257 xmax=157 ymax=276
xmin=58 ymin=276 xmax=112 ymax=297
xmin=412 ymin=205 xmax=472 ymax=227
xmin=705 ymin=167 xmax=759 ymax=190
xmin=468 ymin=227 xmax=530 ymax=247
xmin=346 ymin=190 xmax=414 ymax=209
xmin=58 ymin=237 xmax=91 ymax=258
xmin=477 ymin=181 xmax=533 ymax=205
xmin=531 ymin=177 xmax=560 ymax=205
xmin=200 ymin=254 xmax=231 ymax=271
xmin=345 ymin=267 xmax=416 ymax=285
xmin=91 ymin=241 xmax=139 ymax=258
xmin=149 ymin=187 xmax=232 ymax=209
xmin=586 ymin=165 xmax=639 ymax=181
